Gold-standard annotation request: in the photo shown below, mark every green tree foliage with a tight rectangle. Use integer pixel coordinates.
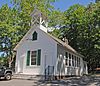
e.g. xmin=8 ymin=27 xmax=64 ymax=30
xmin=62 ymin=4 xmax=86 ymax=50
xmin=11 ymin=0 xmax=58 ymax=18
xmin=95 ymin=0 xmax=100 ymax=3
xmin=0 ymin=5 xmax=17 ymax=55
xmin=84 ymin=2 xmax=100 ymax=70
xmin=52 ymin=2 xmax=100 ymax=71
xmin=0 ymin=0 xmax=60 ymax=55
xmin=48 ymin=10 xmax=65 ymax=27
xmin=0 ymin=54 xmax=8 ymax=66
xmin=11 ymin=0 xmax=61 ymax=27
xmin=0 ymin=0 xmax=60 ymax=67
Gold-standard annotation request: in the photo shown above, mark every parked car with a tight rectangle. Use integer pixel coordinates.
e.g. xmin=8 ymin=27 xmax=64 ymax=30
xmin=0 ymin=66 xmax=13 ymax=80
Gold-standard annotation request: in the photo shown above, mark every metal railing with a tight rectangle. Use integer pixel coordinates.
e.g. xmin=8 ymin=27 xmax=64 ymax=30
xmin=44 ymin=65 xmax=54 ymax=80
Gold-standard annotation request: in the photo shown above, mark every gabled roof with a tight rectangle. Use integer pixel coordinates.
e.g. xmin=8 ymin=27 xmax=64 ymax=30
xmin=14 ymin=25 xmax=83 ymax=57
xmin=47 ymin=33 xmax=83 ymax=57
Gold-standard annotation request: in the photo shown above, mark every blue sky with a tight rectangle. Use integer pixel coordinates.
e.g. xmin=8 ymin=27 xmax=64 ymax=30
xmin=0 ymin=0 xmax=95 ymax=11
xmin=0 ymin=0 xmax=12 ymax=7
xmin=53 ymin=0 xmax=95 ymax=11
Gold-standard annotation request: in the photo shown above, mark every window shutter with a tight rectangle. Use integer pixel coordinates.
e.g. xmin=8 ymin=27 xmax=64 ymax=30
xmin=26 ymin=51 xmax=30 ymax=66
xmin=37 ymin=49 xmax=41 ymax=65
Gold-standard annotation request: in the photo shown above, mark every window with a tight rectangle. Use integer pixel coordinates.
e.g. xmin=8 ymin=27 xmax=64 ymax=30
xmin=79 ymin=58 xmax=80 ymax=66
xmin=65 ymin=52 xmax=68 ymax=65
xmin=26 ymin=49 xmax=41 ymax=66
xmin=74 ymin=56 xmax=76 ymax=67
xmin=77 ymin=57 xmax=80 ymax=67
xmin=31 ymin=51 xmax=37 ymax=65
xmin=72 ymin=55 xmax=74 ymax=66
xmin=69 ymin=53 xmax=71 ymax=66
xmin=78 ymin=57 xmax=80 ymax=67
xmin=75 ymin=56 xmax=77 ymax=67
xmin=32 ymin=31 xmax=37 ymax=40
xmin=77 ymin=57 xmax=78 ymax=67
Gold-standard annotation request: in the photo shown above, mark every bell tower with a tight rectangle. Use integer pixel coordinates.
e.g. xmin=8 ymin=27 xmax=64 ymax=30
xmin=31 ymin=9 xmax=48 ymax=33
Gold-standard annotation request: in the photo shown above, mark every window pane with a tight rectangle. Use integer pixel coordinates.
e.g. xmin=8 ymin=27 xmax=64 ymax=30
xmin=31 ymin=51 xmax=37 ymax=65
xmin=77 ymin=57 xmax=79 ymax=67
xmin=69 ymin=60 xmax=71 ymax=66
xmin=65 ymin=59 xmax=68 ymax=65
xmin=74 ymin=56 xmax=76 ymax=67
xmin=79 ymin=58 xmax=80 ymax=66
xmin=75 ymin=56 xmax=77 ymax=67
xmin=65 ymin=52 xmax=68 ymax=58
xmin=31 ymin=61 xmax=36 ymax=65
xmin=32 ymin=31 xmax=37 ymax=40
xmin=69 ymin=53 xmax=71 ymax=59
xmin=72 ymin=55 xmax=74 ymax=66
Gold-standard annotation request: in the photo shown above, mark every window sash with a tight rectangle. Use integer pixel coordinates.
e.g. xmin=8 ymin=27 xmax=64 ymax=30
xmin=69 ymin=53 xmax=71 ymax=59
xmin=65 ymin=59 xmax=68 ymax=65
xmin=30 ymin=51 xmax=37 ymax=65
xmin=65 ymin=52 xmax=68 ymax=65
xmin=69 ymin=60 xmax=71 ymax=66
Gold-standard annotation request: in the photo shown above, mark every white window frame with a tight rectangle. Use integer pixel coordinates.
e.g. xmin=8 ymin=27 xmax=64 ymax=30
xmin=30 ymin=50 xmax=37 ymax=66
xmin=69 ymin=53 xmax=72 ymax=66
xmin=65 ymin=52 xmax=68 ymax=66
xmin=72 ymin=55 xmax=74 ymax=67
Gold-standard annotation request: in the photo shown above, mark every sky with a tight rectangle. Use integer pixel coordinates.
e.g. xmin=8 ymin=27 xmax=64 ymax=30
xmin=53 ymin=0 xmax=95 ymax=11
xmin=0 ymin=0 xmax=95 ymax=11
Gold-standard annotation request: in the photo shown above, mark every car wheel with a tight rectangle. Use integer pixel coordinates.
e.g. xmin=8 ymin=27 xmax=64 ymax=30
xmin=5 ymin=73 xmax=12 ymax=80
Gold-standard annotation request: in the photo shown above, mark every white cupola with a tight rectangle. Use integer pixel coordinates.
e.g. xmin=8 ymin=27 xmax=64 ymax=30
xmin=30 ymin=9 xmax=48 ymax=33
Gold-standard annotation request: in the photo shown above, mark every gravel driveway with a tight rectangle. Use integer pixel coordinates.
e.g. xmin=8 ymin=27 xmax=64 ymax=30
xmin=0 ymin=76 xmax=100 ymax=86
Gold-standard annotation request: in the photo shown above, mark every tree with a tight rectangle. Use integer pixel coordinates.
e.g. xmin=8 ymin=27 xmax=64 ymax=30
xmin=51 ymin=3 xmax=100 ymax=71
xmin=0 ymin=53 xmax=8 ymax=66
xmin=0 ymin=0 xmax=60 ymax=67
xmin=95 ymin=0 xmax=100 ymax=3
xmin=0 ymin=4 xmax=20 ymax=67
xmin=60 ymin=4 xmax=86 ymax=50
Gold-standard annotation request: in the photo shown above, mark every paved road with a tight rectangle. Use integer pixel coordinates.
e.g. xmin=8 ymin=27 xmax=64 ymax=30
xmin=0 ymin=76 xmax=100 ymax=86
xmin=0 ymin=79 xmax=34 ymax=86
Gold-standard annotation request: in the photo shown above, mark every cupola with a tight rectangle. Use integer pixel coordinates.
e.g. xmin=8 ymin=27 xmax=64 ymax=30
xmin=31 ymin=9 xmax=48 ymax=33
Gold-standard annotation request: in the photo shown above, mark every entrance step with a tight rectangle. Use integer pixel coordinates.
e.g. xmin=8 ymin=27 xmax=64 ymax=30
xmin=12 ymin=74 xmax=42 ymax=80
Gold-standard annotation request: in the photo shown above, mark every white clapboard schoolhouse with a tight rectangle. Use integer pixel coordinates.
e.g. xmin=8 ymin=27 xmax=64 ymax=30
xmin=14 ymin=9 xmax=88 ymax=77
